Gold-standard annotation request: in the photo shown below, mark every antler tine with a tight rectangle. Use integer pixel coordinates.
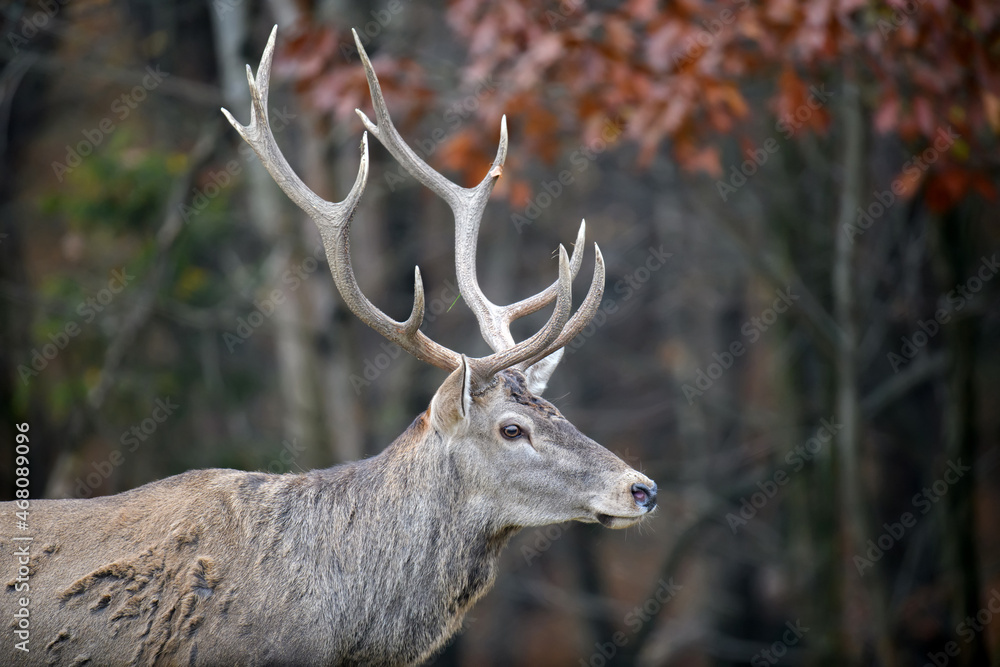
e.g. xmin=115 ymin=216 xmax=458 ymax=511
xmin=224 ymin=26 xmax=462 ymax=372
xmin=352 ymin=29 xmax=467 ymax=209
xmin=229 ymin=27 xmax=607 ymax=384
xmin=501 ymin=220 xmax=588 ymax=322
xmin=469 ymin=245 xmax=575 ymax=383
xmin=222 ymin=26 xmax=356 ymax=223
xmin=519 ymin=243 xmax=606 ymax=370
xmin=352 ymin=30 xmax=512 ymax=350
xmin=351 ymin=32 xmax=595 ymax=364
xmin=323 ymin=170 xmax=462 ymax=370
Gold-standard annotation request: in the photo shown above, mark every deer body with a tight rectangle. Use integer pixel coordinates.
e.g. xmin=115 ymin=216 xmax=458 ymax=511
xmin=8 ymin=415 xmax=507 ymax=665
xmin=2 ymin=27 xmax=657 ymax=665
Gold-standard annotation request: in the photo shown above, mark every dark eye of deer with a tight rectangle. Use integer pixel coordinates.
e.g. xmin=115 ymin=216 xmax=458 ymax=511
xmin=501 ymin=424 xmax=522 ymax=439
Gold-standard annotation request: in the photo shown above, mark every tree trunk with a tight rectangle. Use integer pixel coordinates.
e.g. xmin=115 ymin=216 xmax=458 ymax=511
xmin=210 ymin=6 xmax=325 ymax=466
xmin=833 ymin=76 xmax=894 ymax=665
xmin=937 ymin=213 xmax=988 ymax=667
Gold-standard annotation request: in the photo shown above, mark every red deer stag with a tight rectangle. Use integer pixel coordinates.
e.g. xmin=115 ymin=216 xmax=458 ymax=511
xmin=2 ymin=27 xmax=657 ymax=666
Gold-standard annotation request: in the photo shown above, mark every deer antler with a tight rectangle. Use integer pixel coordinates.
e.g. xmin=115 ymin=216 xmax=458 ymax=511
xmin=222 ymin=28 xmax=460 ymax=371
xmin=350 ymin=30 xmax=605 ymax=378
xmin=223 ymin=26 xmax=605 ymax=386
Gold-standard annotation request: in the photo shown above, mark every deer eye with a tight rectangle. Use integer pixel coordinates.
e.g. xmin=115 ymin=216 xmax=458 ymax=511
xmin=500 ymin=424 xmax=523 ymax=439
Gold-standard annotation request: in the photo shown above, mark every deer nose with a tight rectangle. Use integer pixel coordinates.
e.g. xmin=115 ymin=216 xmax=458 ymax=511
xmin=631 ymin=482 xmax=657 ymax=510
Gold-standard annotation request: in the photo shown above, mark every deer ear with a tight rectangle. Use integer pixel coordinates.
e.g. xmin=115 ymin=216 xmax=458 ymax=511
xmin=430 ymin=355 xmax=473 ymax=432
xmin=524 ymin=348 xmax=563 ymax=396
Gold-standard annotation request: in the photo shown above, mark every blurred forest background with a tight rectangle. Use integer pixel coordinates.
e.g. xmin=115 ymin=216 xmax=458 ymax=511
xmin=2 ymin=0 xmax=999 ymax=665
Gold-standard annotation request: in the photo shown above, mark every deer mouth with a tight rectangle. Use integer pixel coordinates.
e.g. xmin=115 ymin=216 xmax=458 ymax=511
xmin=596 ymin=513 xmax=645 ymax=529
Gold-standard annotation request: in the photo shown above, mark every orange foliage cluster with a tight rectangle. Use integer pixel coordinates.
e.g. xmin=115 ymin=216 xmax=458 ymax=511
xmin=278 ymin=0 xmax=999 ymax=212
xmin=275 ymin=23 xmax=435 ymax=140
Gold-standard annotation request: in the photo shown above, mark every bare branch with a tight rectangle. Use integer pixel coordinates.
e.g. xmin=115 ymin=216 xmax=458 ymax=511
xmin=87 ymin=123 xmax=220 ymax=410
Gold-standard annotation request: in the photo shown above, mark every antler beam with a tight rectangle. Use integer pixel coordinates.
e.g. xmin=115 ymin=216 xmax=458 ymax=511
xmin=223 ymin=26 xmax=606 ymax=386
xmin=351 ymin=29 xmax=604 ymax=367
xmin=222 ymin=27 xmax=461 ymax=371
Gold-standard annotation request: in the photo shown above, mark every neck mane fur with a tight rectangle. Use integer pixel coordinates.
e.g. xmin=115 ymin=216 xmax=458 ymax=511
xmin=280 ymin=413 xmax=519 ymax=664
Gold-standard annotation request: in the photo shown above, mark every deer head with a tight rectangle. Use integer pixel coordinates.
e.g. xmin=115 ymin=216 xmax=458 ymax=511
xmin=222 ymin=27 xmax=657 ymax=530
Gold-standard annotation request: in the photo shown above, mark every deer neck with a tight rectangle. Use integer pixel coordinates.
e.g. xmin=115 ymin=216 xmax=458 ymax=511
xmin=308 ymin=413 xmax=518 ymax=595
xmin=364 ymin=411 xmax=520 ymax=573
xmin=285 ymin=413 xmax=517 ymax=662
